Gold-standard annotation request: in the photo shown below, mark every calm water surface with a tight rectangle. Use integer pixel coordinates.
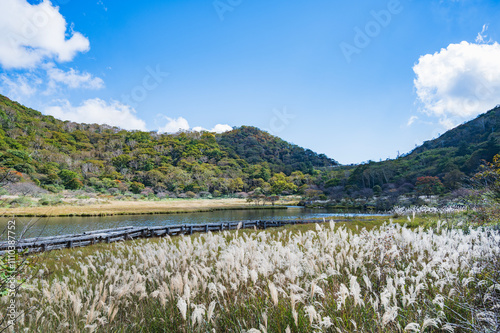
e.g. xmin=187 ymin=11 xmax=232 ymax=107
xmin=0 ymin=207 xmax=388 ymax=239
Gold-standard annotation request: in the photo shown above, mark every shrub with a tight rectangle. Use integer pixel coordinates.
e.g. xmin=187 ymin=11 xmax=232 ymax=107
xmin=42 ymin=185 xmax=62 ymax=193
xmin=156 ymin=192 xmax=168 ymax=199
xmin=130 ymin=182 xmax=145 ymax=194
xmin=5 ymin=182 xmax=47 ymax=197
xmin=108 ymin=188 xmax=121 ymax=195
xmin=416 ymin=176 xmax=444 ymax=196
xmin=65 ymin=178 xmax=83 ymax=190
xmin=7 ymin=196 xmax=36 ymax=207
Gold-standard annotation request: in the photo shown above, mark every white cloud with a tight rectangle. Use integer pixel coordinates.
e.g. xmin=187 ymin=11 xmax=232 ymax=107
xmin=193 ymin=124 xmax=233 ymax=133
xmin=45 ymin=98 xmax=147 ymax=131
xmin=475 ymin=24 xmax=491 ymax=44
xmin=0 ymin=63 xmax=103 ymax=101
xmin=210 ymin=124 xmax=233 ymax=133
xmin=407 ymin=115 xmax=418 ymax=126
xmin=45 ymin=63 xmax=104 ymax=90
xmin=0 ymin=73 xmax=41 ymax=100
xmin=413 ymin=40 xmax=500 ymax=128
xmin=159 ymin=116 xmax=232 ymax=134
xmin=158 ymin=117 xmax=190 ymax=133
xmin=97 ymin=0 xmax=108 ymax=12
xmin=0 ymin=0 xmax=89 ymax=69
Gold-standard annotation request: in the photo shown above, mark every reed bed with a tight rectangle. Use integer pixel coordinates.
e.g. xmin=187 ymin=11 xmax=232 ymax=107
xmin=1 ymin=221 xmax=499 ymax=332
xmin=390 ymin=206 xmax=467 ymax=216
xmin=0 ymin=198 xmax=276 ymax=217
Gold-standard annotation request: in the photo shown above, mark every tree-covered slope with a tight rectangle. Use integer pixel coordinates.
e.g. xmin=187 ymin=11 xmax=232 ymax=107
xmin=1 ymin=92 xmax=498 ymax=201
xmin=218 ymin=126 xmax=335 ymax=174
xmin=0 ymin=94 xmax=336 ymax=196
xmin=332 ymin=106 xmax=500 ymax=196
xmin=413 ymin=106 xmax=500 ymax=153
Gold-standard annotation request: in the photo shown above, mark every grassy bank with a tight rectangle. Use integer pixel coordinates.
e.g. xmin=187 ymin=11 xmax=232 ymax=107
xmin=1 ymin=214 xmax=498 ymax=332
xmin=0 ymin=198 xmax=288 ymax=217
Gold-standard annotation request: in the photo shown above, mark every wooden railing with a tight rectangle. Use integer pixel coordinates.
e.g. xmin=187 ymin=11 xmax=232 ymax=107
xmin=0 ymin=219 xmax=323 ymax=254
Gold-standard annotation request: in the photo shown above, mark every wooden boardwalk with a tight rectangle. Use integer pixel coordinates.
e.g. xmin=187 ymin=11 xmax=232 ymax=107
xmin=0 ymin=219 xmax=324 ymax=254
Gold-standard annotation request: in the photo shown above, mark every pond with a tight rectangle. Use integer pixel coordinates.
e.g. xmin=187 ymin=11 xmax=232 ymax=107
xmin=0 ymin=207 xmax=388 ymax=240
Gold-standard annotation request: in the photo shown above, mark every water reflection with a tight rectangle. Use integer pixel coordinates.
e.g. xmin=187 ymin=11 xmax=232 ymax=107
xmin=0 ymin=207 xmax=388 ymax=239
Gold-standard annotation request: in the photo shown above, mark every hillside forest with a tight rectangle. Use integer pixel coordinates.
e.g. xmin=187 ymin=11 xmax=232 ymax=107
xmin=0 ymin=94 xmax=499 ymax=210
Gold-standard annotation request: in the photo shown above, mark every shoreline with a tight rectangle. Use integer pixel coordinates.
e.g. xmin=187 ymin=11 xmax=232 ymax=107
xmin=0 ymin=198 xmax=289 ymax=218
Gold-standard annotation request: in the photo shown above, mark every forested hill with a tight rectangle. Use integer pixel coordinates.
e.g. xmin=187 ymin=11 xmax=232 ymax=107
xmin=407 ymin=105 xmax=500 ymax=174
xmin=219 ymin=126 xmax=334 ymax=174
xmin=337 ymin=105 xmax=500 ymax=196
xmin=0 ymin=94 xmax=336 ymax=196
xmin=1 ymin=92 xmax=498 ymax=201
xmin=413 ymin=105 xmax=500 ymax=154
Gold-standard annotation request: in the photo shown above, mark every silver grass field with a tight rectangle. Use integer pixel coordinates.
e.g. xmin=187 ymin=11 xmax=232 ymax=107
xmin=1 ymin=219 xmax=499 ymax=332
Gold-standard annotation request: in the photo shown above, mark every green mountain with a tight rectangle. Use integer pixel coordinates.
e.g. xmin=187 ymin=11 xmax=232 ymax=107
xmin=218 ymin=126 xmax=333 ymax=174
xmin=412 ymin=106 xmax=500 ymax=168
xmin=0 ymin=94 xmax=336 ymax=196
xmin=336 ymin=105 xmax=500 ymax=195
xmin=1 ymin=92 xmax=498 ymax=202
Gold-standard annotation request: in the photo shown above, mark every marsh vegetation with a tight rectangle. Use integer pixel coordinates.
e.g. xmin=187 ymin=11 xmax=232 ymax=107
xmin=1 ymin=211 xmax=498 ymax=332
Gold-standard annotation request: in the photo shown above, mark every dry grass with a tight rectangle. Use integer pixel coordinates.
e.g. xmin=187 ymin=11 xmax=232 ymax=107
xmin=2 ymin=217 xmax=498 ymax=332
xmin=0 ymin=198 xmax=287 ymax=217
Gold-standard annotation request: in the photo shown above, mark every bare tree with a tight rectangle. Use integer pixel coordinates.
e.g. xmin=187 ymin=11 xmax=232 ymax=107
xmin=5 ymin=182 xmax=47 ymax=197
xmin=0 ymin=168 xmax=18 ymax=189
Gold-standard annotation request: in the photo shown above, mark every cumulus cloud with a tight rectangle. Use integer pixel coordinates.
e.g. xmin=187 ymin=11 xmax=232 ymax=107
xmin=158 ymin=116 xmax=232 ymax=134
xmin=158 ymin=117 xmax=190 ymax=134
xmin=0 ymin=73 xmax=41 ymax=101
xmin=193 ymin=124 xmax=233 ymax=133
xmin=0 ymin=0 xmax=89 ymax=69
xmin=413 ymin=40 xmax=500 ymax=128
xmin=211 ymin=124 xmax=233 ymax=133
xmin=45 ymin=63 xmax=104 ymax=90
xmin=45 ymin=98 xmax=147 ymax=131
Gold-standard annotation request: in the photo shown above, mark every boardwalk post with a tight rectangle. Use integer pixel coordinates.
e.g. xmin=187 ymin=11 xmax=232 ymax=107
xmin=0 ymin=219 xmax=326 ymax=255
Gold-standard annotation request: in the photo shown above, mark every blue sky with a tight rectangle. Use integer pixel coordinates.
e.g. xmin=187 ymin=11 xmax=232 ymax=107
xmin=1 ymin=0 xmax=499 ymax=164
